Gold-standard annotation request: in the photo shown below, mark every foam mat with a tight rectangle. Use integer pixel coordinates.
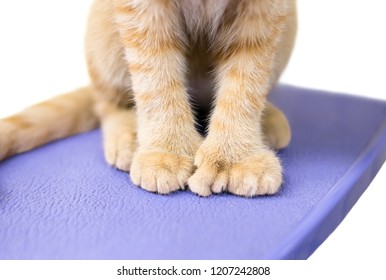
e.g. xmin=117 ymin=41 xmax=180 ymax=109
xmin=1 ymin=85 xmax=386 ymax=259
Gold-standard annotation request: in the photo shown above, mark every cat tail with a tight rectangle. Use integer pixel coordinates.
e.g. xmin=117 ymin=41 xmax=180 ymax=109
xmin=0 ymin=86 xmax=99 ymax=161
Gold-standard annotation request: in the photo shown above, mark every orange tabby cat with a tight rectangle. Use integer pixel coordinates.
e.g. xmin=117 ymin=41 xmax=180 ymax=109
xmin=0 ymin=0 xmax=296 ymax=197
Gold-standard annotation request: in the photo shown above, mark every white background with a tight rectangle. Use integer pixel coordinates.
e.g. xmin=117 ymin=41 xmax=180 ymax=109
xmin=0 ymin=0 xmax=385 ymax=266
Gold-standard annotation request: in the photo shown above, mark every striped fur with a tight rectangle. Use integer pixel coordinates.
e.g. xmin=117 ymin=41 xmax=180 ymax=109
xmin=0 ymin=0 xmax=297 ymax=197
xmin=0 ymin=87 xmax=98 ymax=160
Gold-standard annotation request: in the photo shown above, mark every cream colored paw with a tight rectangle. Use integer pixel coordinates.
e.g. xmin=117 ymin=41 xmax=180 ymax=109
xmin=188 ymin=149 xmax=282 ymax=197
xmin=130 ymin=152 xmax=194 ymax=194
xmin=104 ymin=132 xmax=136 ymax=172
xmin=262 ymin=102 xmax=291 ymax=150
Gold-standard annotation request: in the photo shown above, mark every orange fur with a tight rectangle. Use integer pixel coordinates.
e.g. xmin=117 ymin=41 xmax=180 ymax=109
xmin=0 ymin=0 xmax=297 ymax=197
xmin=0 ymin=87 xmax=98 ymax=160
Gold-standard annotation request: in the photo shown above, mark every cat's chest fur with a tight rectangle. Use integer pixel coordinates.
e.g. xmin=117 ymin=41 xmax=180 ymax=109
xmin=179 ymin=0 xmax=232 ymax=108
xmin=179 ymin=0 xmax=231 ymax=34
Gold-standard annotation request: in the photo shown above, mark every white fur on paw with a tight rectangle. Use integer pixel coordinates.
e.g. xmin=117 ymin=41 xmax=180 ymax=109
xmin=188 ymin=149 xmax=282 ymax=197
xmin=104 ymin=133 xmax=136 ymax=172
xmin=130 ymin=152 xmax=194 ymax=194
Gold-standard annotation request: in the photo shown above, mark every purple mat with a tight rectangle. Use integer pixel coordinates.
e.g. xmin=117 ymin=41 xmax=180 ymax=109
xmin=1 ymin=85 xmax=386 ymax=260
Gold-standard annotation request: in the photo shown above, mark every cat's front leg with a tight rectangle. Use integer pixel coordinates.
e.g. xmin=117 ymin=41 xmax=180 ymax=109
xmin=114 ymin=1 xmax=202 ymax=194
xmin=188 ymin=4 xmax=288 ymax=197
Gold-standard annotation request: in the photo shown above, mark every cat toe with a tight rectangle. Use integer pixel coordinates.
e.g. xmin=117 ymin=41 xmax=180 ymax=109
xmin=104 ymin=132 xmax=136 ymax=172
xmin=189 ymin=148 xmax=282 ymax=197
xmin=130 ymin=151 xmax=194 ymax=194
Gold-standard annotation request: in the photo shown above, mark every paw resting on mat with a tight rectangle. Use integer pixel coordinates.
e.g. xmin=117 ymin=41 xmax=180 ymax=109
xmin=189 ymin=146 xmax=283 ymax=197
xmin=0 ymin=0 xmax=296 ymax=197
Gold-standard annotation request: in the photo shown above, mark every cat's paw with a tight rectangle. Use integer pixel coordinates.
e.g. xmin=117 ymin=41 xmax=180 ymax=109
xmin=262 ymin=102 xmax=291 ymax=150
xmin=104 ymin=131 xmax=136 ymax=172
xmin=130 ymin=151 xmax=194 ymax=194
xmin=188 ymin=148 xmax=282 ymax=197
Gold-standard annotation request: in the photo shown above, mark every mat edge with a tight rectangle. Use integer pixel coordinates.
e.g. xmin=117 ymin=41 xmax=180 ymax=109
xmin=265 ymin=114 xmax=386 ymax=260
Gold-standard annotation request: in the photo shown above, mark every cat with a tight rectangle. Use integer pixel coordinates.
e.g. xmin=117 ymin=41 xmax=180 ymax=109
xmin=0 ymin=0 xmax=297 ymax=197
